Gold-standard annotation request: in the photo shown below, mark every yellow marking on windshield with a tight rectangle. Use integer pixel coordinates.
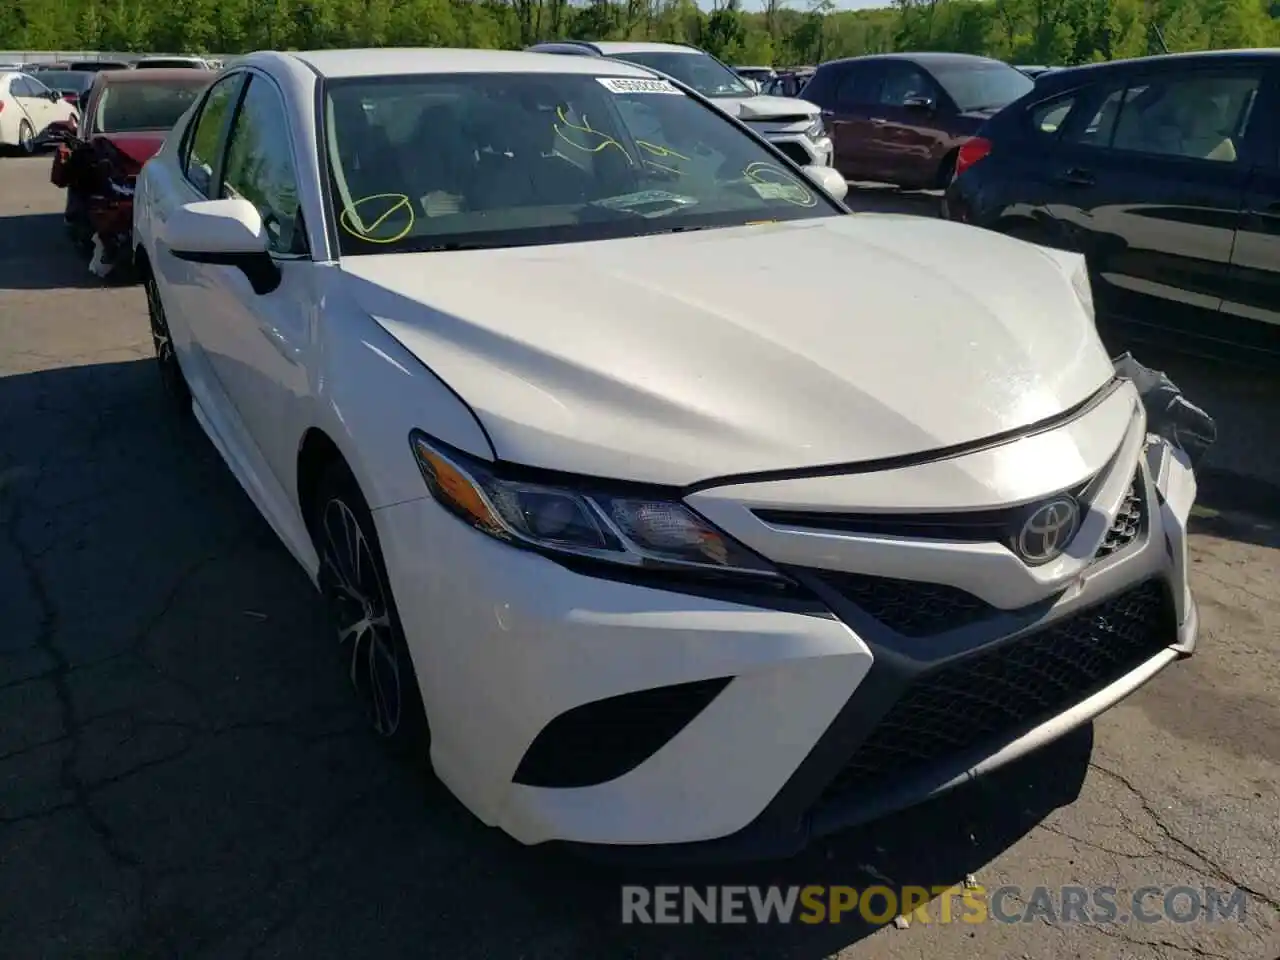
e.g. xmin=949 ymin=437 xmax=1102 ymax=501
xmin=340 ymin=193 xmax=415 ymax=244
xmin=554 ymin=106 xmax=633 ymax=163
xmin=636 ymin=140 xmax=690 ymax=162
xmin=741 ymin=162 xmax=817 ymax=208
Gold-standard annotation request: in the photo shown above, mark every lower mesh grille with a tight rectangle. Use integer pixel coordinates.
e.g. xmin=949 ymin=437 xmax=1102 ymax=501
xmin=811 ymin=570 xmax=996 ymax=637
xmin=1095 ymin=472 xmax=1145 ymax=559
xmin=819 ymin=580 xmax=1174 ymax=804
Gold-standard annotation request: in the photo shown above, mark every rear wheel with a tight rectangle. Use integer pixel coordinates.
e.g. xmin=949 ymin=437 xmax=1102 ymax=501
xmin=312 ymin=461 xmax=429 ymax=752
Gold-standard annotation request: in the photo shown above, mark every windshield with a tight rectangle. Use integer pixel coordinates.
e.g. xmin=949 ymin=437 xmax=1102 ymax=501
xmin=608 ymin=52 xmax=752 ymax=99
xmin=324 ymin=72 xmax=837 ymax=256
xmin=932 ymin=61 xmax=1033 ymax=112
xmin=32 ymin=71 xmax=93 ymax=92
xmin=94 ymin=81 xmax=206 ymax=133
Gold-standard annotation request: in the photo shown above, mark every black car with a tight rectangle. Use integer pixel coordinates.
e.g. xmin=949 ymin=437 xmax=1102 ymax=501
xmin=945 ymin=50 xmax=1280 ymax=365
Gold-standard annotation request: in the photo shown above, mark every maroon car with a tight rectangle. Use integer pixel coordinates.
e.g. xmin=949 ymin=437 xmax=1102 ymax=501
xmin=801 ymin=52 xmax=1034 ymax=189
xmin=50 ymin=68 xmax=209 ymax=278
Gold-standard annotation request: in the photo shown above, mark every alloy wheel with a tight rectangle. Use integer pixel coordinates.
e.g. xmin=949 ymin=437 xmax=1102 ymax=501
xmin=320 ymin=496 xmax=403 ymax=738
xmin=145 ymin=273 xmax=187 ymax=403
xmin=18 ymin=121 xmax=34 ymax=154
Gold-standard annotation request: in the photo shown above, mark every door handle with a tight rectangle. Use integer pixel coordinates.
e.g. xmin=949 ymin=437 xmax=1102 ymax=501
xmin=869 ymin=117 xmax=888 ymax=125
xmin=1057 ymin=167 xmax=1095 ymax=187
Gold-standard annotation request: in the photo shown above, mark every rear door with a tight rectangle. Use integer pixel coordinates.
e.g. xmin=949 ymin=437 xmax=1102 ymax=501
xmin=1222 ymin=63 xmax=1280 ymax=360
xmin=1043 ymin=63 xmax=1261 ymax=344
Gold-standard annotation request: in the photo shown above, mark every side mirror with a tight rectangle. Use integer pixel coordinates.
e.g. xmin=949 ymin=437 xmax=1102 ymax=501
xmin=802 ymin=164 xmax=848 ymax=202
xmin=162 ymin=197 xmax=280 ymax=295
xmin=48 ymin=89 xmax=63 ymax=102
xmin=902 ymin=94 xmax=935 ymax=111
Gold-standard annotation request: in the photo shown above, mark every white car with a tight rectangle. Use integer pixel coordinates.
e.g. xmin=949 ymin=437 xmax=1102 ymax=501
xmin=527 ymin=41 xmax=833 ymax=169
xmin=133 ymin=47 xmax=1199 ymax=859
xmin=0 ymin=71 xmax=79 ymax=153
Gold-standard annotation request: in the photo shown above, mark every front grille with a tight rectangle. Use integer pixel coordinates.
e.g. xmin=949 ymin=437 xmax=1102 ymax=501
xmin=811 ymin=570 xmax=996 ymax=637
xmin=1095 ymin=472 xmax=1145 ymax=560
xmin=772 ymin=142 xmax=813 ymax=167
xmin=819 ymin=580 xmax=1173 ymax=804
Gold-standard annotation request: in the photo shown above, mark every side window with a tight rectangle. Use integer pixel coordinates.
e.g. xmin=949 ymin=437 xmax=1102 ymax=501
xmin=835 ymin=65 xmax=877 ymax=109
xmin=878 ymin=63 xmax=932 ymax=107
xmin=11 ymin=77 xmax=34 ymax=97
xmin=1110 ymin=73 xmax=1259 ymax=163
xmin=183 ymin=75 xmax=242 ymax=197
xmin=219 ymin=76 xmax=305 ymax=256
xmin=1029 ymin=94 xmax=1076 ymax=136
xmin=1066 ymin=85 xmax=1127 ymax=148
xmin=26 ymin=77 xmax=50 ymax=96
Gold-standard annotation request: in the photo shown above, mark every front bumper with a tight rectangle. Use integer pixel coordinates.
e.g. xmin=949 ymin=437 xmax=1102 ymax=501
xmin=762 ymin=131 xmax=833 ymax=168
xmin=374 ymin=401 xmax=1197 ymax=859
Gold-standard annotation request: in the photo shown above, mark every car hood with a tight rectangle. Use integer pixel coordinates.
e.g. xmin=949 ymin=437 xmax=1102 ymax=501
xmin=713 ymin=94 xmax=819 ymax=121
xmin=339 ymin=216 xmax=1115 ymax=487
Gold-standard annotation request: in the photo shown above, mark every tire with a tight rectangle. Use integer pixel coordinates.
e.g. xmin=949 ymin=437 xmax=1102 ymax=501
xmin=143 ymin=268 xmax=192 ymax=415
xmin=312 ymin=460 xmax=430 ymax=753
xmin=17 ymin=120 xmax=35 ymax=155
xmin=933 ymin=151 xmax=958 ymax=190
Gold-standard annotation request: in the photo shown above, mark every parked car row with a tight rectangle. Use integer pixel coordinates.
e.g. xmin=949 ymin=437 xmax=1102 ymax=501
xmin=118 ymin=46 xmax=1201 ymax=862
xmin=1 ymin=54 xmax=212 ymax=154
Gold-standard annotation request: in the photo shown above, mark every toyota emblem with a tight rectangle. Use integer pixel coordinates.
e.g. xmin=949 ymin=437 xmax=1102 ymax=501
xmin=1016 ymin=497 xmax=1080 ymax=565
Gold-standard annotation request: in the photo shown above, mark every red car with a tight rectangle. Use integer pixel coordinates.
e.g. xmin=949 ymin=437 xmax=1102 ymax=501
xmin=50 ymin=68 xmax=210 ymax=279
xmin=800 ymin=53 xmax=1035 ymax=189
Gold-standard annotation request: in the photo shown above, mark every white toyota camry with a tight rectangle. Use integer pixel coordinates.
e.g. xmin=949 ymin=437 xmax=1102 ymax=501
xmin=133 ymin=48 xmax=1200 ymax=860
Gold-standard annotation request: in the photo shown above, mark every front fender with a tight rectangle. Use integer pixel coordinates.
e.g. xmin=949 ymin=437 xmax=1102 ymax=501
xmin=309 ymin=265 xmax=494 ymax=512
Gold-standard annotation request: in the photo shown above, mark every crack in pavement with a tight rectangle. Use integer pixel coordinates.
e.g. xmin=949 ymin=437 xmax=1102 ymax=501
xmin=4 ymin=488 xmax=142 ymax=871
xmin=1088 ymin=761 xmax=1280 ymax=915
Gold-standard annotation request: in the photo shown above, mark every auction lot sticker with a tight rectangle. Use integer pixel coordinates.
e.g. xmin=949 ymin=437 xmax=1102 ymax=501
xmin=597 ymin=77 xmax=681 ymax=95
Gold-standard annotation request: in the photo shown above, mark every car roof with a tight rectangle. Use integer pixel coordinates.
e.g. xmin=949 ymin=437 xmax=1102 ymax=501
xmin=1036 ymin=47 xmax=1280 ymax=87
xmin=290 ymin=47 xmax=659 ymax=79
xmin=819 ymin=52 xmax=1008 ymax=70
xmin=588 ymin=41 xmax=701 ymax=55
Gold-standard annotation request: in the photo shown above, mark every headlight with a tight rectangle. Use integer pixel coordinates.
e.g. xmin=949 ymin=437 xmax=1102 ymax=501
xmin=410 ymin=432 xmax=780 ymax=580
xmin=805 ymin=117 xmax=826 ymax=140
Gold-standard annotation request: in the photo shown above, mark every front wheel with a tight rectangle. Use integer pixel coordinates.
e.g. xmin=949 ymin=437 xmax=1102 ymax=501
xmin=313 ymin=462 xmax=429 ymax=752
xmin=17 ymin=120 xmax=35 ymax=155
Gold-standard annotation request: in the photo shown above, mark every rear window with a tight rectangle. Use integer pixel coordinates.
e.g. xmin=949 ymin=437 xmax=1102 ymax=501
xmin=933 ymin=61 xmax=1034 ymax=112
xmin=94 ymin=81 xmax=207 ymax=133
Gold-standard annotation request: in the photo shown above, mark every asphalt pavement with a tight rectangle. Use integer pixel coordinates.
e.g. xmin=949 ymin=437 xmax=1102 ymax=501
xmin=1 ymin=155 xmax=1278 ymax=960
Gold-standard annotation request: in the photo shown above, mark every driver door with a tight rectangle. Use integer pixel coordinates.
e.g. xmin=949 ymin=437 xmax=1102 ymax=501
xmin=185 ymin=72 xmax=316 ymax=498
